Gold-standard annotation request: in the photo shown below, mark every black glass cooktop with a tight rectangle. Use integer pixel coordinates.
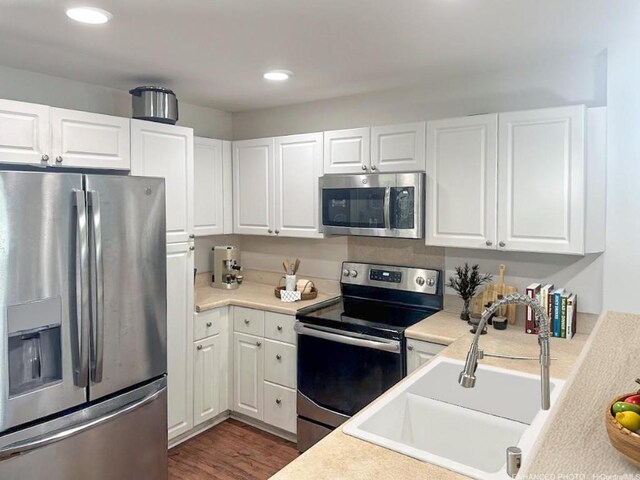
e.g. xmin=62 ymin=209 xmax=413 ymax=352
xmin=296 ymin=296 xmax=440 ymax=340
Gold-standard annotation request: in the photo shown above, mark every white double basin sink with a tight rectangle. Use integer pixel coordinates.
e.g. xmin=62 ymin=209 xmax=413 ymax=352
xmin=343 ymin=356 xmax=564 ymax=479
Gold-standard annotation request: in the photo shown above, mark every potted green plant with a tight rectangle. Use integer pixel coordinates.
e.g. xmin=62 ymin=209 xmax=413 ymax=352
xmin=447 ymin=263 xmax=493 ymax=321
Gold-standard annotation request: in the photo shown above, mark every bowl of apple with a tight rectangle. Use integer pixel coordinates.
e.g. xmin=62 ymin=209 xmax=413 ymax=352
xmin=605 ymin=379 xmax=640 ymax=468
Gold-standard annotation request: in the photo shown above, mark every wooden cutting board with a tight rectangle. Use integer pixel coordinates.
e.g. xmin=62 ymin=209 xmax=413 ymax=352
xmin=472 ymin=264 xmax=518 ymax=324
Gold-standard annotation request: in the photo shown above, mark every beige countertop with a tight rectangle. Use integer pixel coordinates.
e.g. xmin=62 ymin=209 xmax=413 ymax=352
xmin=195 ymin=278 xmax=338 ymax=315
xmin=270 ymin=308 xmax=618 ymax=480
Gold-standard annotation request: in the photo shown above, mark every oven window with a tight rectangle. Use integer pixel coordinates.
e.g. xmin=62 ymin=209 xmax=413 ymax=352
xmin=322 ymin=188 xmax=386 ymax=229
xmin=297 ymin=333 xmax=403 ymax=417
xmin=390 ymin=186 xmax=415 ymax=230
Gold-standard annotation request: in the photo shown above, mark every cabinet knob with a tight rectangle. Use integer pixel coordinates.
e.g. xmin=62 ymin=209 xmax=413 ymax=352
xmin=55 ymin=156 xmax=63 ymax=163
xmin=499 ymin=241 xmax=506 ymax=248
xmin=275 ymin=398 xmax=282 ymax=405
xmin=268 ymin=229 xmax=273 ymax=234
xmin=41 ymin=154 xmax=49 ymax=162
xmin=276 ymin=354 xmax=282 ymax=360
xmin=371 ymin=165 xmax=377 ymax=171
xmin=189 ymin=234 xmax=195 ymax=239
xmin=189 ymin=245 xmax=195 ymax=251
xmin=361 ymin=164 xmax=367 ymax=171
xmin=275 ymin=230 xmax=280 ymax=234
xmin=485 ymin=240 xmax=493 ymax=246
xmin=256 ymin=341 xmax=262 ymax=347
xmin=277 ymin=325 xmax=283 ymax=332
xmin=407 ymin=345 xmax=414 ymax=351
xmin=206 ymin=322 xmax=212 ymax=327
xmin=244 ymin=319 xmax=250 ymax=325
xmin=197 ymin=345 xmax=203 ymax=350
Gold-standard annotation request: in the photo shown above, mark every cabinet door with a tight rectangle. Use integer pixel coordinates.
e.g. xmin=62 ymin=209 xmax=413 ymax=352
xmin=233 ymin=138 xmax=274 ymax=235
xmin=371 ymin=122 xmax=425 ymax=173
xmin=193 ymin=335 xmax=220 ymax=427
xmin=274 ymin=133 xmax=323 ymax=238
xmin=425 ymin=115 xmax=498 ymax=249
xmin=233 ymin=332 xmax=264 ymax=421
xmin=166 ymin=243 xmax=194 ymax=440
xmin=498 ymin=106 xmax=585 ymax=254
xmin=0 ymin=99 xmax=50 ymax=166
xmin=406 ymin=339 xmax=445 ymax=374
xmin=193 ymin=137 xmax=224 ymax=236
xmin=323 ymin=127 xmax=370 ymax=174
xmin=51 ymin=108 xmax=130 ymax=170
xmin=131 ymin=120 xmax=194 ymax=244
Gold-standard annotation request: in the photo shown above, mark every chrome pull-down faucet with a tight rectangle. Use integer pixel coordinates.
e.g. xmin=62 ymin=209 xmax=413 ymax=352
xmin=458 ymin=293 xmax=552 ymax=410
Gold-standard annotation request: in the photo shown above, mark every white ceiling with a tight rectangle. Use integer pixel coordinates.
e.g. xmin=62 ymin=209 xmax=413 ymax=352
xmin=0 ymin=0 xmax=618 ymax=112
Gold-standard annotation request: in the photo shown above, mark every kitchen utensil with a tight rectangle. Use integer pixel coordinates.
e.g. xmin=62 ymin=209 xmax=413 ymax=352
xmin=293 ymin=258 xmax=300 ymax=274
xmin=129 ymin=86 xmax=178 ymax=125
xmin=605 ymin=390 xmax=640 ymax=468
xmin=283 ymin=259 xmax=290 ymax=273
xmin=473 ymin=264 xmax=517 ymax=324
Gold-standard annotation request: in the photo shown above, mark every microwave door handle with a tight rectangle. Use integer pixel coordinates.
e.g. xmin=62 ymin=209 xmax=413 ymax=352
xmin=383 ymin=187 xmax=391 ymax=230
xmin=73 ymin=190 xmax=90 ymax=388
xmin=294 ymin=322 xmax=400 ymax=353
xmin=87 ymin=190 xmax=104 ymax=383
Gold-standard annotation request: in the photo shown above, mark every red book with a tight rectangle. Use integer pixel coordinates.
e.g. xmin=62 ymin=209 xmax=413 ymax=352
xmin=525 ymin=283 xmax=541 ymax=334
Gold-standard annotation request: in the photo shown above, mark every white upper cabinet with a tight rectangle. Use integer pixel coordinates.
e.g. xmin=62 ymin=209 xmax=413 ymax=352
xmin=0 ymin=99 xmax=50 ymax=166
xmin=233 ymin=138 xmax=274 ymax=235
xmin=323 ymin=127 xmax=370 ymax=174
xmin=274 ymin=133 xmax=323 ymax=238
xmin=426 ymin=114 xmax=498 ymax=249
xmin=371 ymin=122 xmax=426 ymax=173
xmin=51 ymin=108 xmax=130 ymax=170
xmin=193 ymin=137 xmax=232 ymax=236
xmin=131 ymin=119 xmax=194 ymax=244
xmin=497 ymin=106 xmax=586 ymax=254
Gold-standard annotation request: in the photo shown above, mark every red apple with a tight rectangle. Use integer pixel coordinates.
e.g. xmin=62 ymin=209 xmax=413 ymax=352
xmin=624 ymin=394 xmax=640 ymax=405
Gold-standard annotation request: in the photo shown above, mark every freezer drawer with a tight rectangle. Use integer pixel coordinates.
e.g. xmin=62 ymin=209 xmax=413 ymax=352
xmin=0 ymin=377 xmax=167 ymax=480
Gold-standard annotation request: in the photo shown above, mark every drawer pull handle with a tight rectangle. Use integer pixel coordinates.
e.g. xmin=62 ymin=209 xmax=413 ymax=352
xmin=206 ymin=322 xmax=212 ymax=327
xmin=244 ymin=319 xmax=250 ymax=325
xmin=277 ymin=325 xmax=283 ymax=331
xmin=407 ymin=345 xmax=414 ymax=351
xmin=256 ymin=341 xmax=262 ymax=347
xmin=276 ymin=354 xmax=282 ymax=360
xmin=197 ymin=345 xmax=203 ymax=350
xmin=275 ymin=398 xmax=282 ymax=405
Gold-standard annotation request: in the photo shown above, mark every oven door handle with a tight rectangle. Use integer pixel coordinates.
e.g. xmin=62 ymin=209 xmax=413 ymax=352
xmin=294 ymin=322 xmax=401 ymax=353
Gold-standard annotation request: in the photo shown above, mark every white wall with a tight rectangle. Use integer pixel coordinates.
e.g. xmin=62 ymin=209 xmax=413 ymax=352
xmin=233 ymin=56 xmax=606 ymax=139
xmin=602 ymin=4 xmax=640 ymax=313
xmin=232 ymin=57 xmax=608 ymax=314
xmin=0 ymin=65 xmax=233 ymax=139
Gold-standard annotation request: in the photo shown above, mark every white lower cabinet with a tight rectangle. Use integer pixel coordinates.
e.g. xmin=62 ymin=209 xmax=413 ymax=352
xmin=193 ymin=307 xmax=230 ymax=428
xmin=231 ymin=308 xmax=297 ymax=434
xmin=406 ymin=339 xmax=445 ymax=374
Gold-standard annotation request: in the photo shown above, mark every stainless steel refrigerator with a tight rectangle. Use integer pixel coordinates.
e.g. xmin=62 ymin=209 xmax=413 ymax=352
xmin=0 ymin=171 xmax=168 ymax=480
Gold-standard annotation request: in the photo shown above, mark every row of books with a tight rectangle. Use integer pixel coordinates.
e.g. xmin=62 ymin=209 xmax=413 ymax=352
xmin=525 ymin=283 xmax=577 ymax=339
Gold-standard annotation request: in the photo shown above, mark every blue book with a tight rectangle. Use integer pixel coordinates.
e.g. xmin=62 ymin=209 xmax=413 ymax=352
xmin=553 ymin=289 xmax=565 ymax=337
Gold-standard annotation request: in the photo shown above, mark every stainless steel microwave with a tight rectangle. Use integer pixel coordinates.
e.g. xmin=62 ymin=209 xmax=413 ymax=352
xmin=319 ymin=172 xmax=424 ymax=239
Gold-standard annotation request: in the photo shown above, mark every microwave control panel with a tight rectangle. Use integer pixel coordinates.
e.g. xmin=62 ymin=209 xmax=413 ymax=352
xmin=369 ymin=269 xmax=402 ymax=283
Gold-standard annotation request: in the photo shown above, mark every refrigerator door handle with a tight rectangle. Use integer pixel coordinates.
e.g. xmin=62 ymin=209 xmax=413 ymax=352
xmin=0 ymin=384 xmax=165 ymax=461
xmin=87 ymin=190 xmax=104 ymax=383
xmin=73 ymin=189 xmax=90 ymax=388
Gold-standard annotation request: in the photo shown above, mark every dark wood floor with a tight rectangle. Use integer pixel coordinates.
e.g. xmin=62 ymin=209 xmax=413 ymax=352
xmin=168 ymin=419 xmax=300 ymax=480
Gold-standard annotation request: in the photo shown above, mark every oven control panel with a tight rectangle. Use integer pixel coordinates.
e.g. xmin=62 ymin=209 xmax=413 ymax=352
xmin=341 ymin=262 xmax=440 ymax=295
xmin=369 ymin=269 xmax=402 ymax=283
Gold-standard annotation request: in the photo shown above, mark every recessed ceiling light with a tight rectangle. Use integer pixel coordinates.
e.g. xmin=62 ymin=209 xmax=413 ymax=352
xmin=66 ymin=7 xmax=112 ymax=24
xmin=263 ymin=70 xmax=292 ymax=81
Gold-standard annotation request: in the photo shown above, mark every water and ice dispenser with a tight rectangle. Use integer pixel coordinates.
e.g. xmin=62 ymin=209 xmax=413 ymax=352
xmin=7 ymin=298 xmax=63 ymax=397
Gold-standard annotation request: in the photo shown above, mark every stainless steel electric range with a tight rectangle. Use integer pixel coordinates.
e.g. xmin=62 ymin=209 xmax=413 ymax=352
xmin=294 ymin=261 xmax=443 ymax=451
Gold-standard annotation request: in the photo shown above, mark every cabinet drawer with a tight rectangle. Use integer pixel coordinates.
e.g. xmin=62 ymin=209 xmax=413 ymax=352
xmin=233 ymin=307 xmax=264 ymax=336
xmin=194 ymin=308 xmax=224 ymax=341
xmin=264 ymin=312 xmax=296 ymax=344
xmin=264 ymin=340 xmax=296 ymax=389
xmin=264 ymin=382 xmax=296 ymax=434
